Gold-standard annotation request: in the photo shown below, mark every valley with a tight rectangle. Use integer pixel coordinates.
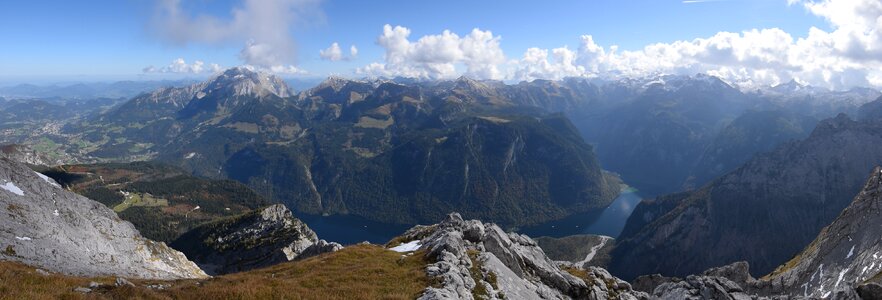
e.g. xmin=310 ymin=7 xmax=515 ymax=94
xmin=3 ymin=43 xmax=882 ymax=300
xmin=8 ymin=1 xmax=882 ymax=299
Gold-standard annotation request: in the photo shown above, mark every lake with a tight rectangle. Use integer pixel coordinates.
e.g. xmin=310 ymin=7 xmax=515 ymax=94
xmin=296 ymin=213 xmax=412 ymax=245
xmin=517 ymin=189 xmax=643 ymax=238
xmin=297 ymin=189 xmax=644 ymax=244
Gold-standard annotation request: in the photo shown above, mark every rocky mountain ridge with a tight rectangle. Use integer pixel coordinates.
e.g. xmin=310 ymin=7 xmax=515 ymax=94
xmin=170 ymin=204 xmax=341 ymax=275
xmin=764 ymin=166 xmax=882 ymax=298
xmin=67 ymin=67 xmax=623 ymax=228
xmin=611 ymin=114 xmax=882 ymax=280
xmin=625 ymin=167 xmax=882 ymax=299
xmin=391 ymin=213 xmax=650 ymax=300
xmin=0 ymin=158 xmax=206 ymax=280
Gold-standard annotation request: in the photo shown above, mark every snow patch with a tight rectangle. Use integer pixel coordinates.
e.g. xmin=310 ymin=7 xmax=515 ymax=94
xmin=15 ymin=236 xmax=31 ymax=241
xmin=53 ymin=209 xmax=59 ymax=217
xmin=184 ymin=152 xmax=196 ymax=159
xmin=1 ymin=181 xmax=24 ymax=196
xmin=835 ymin=268 xmax=848 ymax=288
xmin=389 ymin=240 xmax=421 ymax=252
xmin=34 ymin=172 xmax=61 ymax=187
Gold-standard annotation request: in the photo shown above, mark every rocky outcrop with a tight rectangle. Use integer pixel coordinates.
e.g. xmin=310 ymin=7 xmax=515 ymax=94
xmin=0 ymin=158 xmax=206 ymax=280
xmin=764 ymin=166 xmax=882 ymax=298
xmin=170 ymin=204 xmax=341 ymax=275
xmin=392 ymin=213 xmax=649 ymax=300
xmin=633 ymin=262 xmax=773 ymax=299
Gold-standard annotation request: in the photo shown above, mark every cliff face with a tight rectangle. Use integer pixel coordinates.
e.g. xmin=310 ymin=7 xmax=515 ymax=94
xmin=170 ymin=204 xmax=341 ymax=275
xmin=0 ymin=158 xmax=206 ymax=280
xmin=612 ymin=115 xmax=882 ymax=280
xmin=627 ymin=167 xmax=882 ymax=299
xmin=766 ymin=166 xmax=882 ymax=298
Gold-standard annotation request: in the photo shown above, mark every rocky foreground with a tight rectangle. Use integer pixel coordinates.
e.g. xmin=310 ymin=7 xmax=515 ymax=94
xmin=0 ymin=158 xmax=206 ymax=280
xmin=390 ymin=213 xmax=650 ymax=299
xmin=170 ymin=204 xmax=342 ymax=275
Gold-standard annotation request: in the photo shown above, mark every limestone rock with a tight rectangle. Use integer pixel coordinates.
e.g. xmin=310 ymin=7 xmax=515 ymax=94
xmin=170 ymin=204 xmax=341 ymax=275
xmin=0 ymin=158 xmax=206 ymax=280
xmin=396 ymin=213 xmax=649 ymax=300
xmin=764 ymin=167 xmax=882 ymax=298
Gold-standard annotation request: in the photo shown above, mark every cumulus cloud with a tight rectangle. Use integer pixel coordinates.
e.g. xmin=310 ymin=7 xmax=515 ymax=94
xmin=518 ymin=0 xmax=882 ymax=89
xmin=143 ymin=58 xmax=222 ymax=74
xmin=319 ymin=42 xmax=358 ymax=61
xmin=357 ymin=25 xmax=506 ymax=80
xmin=151 ymin=0 xmax=322 ymax=69
xmin=357 ymin=1 xmax=882 ymax=90
xmin=267 ymin=65 xmax=309 ymax=75
xmin=511 ymin=47 xmax=586 ymax=81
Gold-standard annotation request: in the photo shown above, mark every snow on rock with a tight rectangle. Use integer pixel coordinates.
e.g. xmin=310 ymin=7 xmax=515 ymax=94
xmin=763 ymin=167 xmax=882 ymax=298
xmin=0 ymin=158 xmax=207 ymax=280
xmin=1 ymin=181 xmax=24 ymax=196
xmin=389 ymin=240 xmax=421 ymax=252
xmin=34 ymin=171 xmax=60 ymax=188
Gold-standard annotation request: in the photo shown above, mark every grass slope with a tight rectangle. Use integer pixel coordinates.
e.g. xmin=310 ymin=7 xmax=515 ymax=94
xmin=0 ymin=244 xmax=428 ymax=300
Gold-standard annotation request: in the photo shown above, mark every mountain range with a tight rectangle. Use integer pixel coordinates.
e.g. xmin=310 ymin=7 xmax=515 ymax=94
xmin=611 ymin=113 xmax=882 ymax=280
xmin=5 ymin=67 xmax=877 ymax=229
xmin=5 ymin=66 xmax=882 ymax=298
xmin=43 ymin=67 xmax=622 ymax=227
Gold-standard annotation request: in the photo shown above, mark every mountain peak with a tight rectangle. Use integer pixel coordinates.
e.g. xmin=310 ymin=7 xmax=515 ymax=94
xmin=772 ymin=79 xmax=806 ymax=92
xmin=314 ymin=75 xmax=357 ymax=92
xmin=202 ymin=66 xmax=292 ymax=99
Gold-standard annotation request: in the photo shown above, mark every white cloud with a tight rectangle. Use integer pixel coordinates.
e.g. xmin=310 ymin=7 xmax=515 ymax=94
xmin=355 ymin=1 xmax=882 ymax=90
xmin=229 ymin=64 xmax=308 ymax=76
xmin=511 ymin=47 xmax=586 ymax=81
xmin=319 ymin=42 xmax=358 ymax=61
xmin=357 ymin=25 xmax=505 ymax=80
xmin=320 ymin=42 xmax=343 ymax=61
xmin=151 ymin=0 xmax=322 ymax=67
xmin=514 ymin=0 xmax=882 ymax=89
xmin=143 ymin=58 xmax=222 ymax=74
xmin=267 ymin=65 xmax=309 ymax=75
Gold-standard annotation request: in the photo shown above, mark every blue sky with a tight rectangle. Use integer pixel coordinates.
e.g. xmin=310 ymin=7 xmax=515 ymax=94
xmin=3 ymin=0 xmax=878 ymax=90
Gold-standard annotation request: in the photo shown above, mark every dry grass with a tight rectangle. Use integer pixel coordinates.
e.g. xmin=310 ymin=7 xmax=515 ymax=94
xmin=0 ymin=261 xmax=159 ymax=300
xmin=0 ymin=244 xmax=429 ymax=300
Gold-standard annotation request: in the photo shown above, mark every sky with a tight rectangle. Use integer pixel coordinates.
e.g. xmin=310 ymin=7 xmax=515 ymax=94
xmin=0 ymin=0 xmax=880 ymax=90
